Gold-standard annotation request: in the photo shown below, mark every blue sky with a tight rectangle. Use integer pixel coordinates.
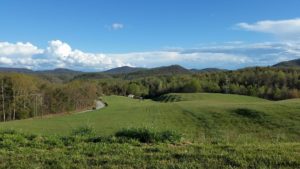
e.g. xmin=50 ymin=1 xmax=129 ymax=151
xmin=1 ymin=0 xmax=300 ymax=71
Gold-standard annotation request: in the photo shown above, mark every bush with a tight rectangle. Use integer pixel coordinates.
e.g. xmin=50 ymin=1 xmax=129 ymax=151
xmin=115 ymin=128 xmax=182 ymax=143
xmin=0 ymin=129 xmax=18 ymax=135
xmin=71 ymin=126 xmax=95 ymax=136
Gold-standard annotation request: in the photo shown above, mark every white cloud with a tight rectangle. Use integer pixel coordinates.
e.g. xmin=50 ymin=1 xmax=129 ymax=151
xmin=181 ymin=41 xmax=300 ymax=67
xmin=0 ymin=41 xmax=43 ymax=57
xmin=0 ymin=57 xmax=13 ymax=65
xmin=47 ymin=40 xmax=72 ymax=58
xmin=0 ymin=40 xmax=300 ymax=70
xmin=110 ymin=23 xmax=124 ymax=30
xmin=109 ymin=51 xmax=250 ymax=69
xmin=236 ymin=18 xmax=300 ymax=39
xmin=45 ymin=40 xmax=130 ymax=70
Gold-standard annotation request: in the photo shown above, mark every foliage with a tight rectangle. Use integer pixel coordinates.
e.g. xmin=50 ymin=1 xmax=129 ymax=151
xmin=0 ymin=128 xmax=298 ymax=168
xmin=0 ymin=74 xmax=99 ymax=121
xmin=2 ymin=66 xmax=300 ymax=121
xmin=71 ymin=125 xmax=95 ymax=136
xmin=115 ymin=127 xmax=182 ymax=143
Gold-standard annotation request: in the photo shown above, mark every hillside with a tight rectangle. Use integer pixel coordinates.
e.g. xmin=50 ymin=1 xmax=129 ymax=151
xmin=74 ymin=65 xmax=192 ymax=80
xmin=120 ymin=65 xmax=192 ymax=79
xmin=0 ymin=93 xmax=299 ymax=168
xmin=103 ymin=66 xmax=147 ymax=74
xmin=273 ymin=58 xmax=300 ymax=68
xmin=0 ymin=67 xmax=33 ymax=73
xmin=147 ymin=65 xmax=192 ymax=74
xmin=72 ymin=72 xmax=112 ymax=80
xmin=36 ymin=68 xmax=82 ymax=74
xmin=1 ymin=93 xmax=299 ymax=142
xmin=35 ymin=68 xmax=83 ymax=83
xmin=0 ymin=67 xmax=83 ymax=83
xmin=190 ymin=68 xmax=228 ymax=73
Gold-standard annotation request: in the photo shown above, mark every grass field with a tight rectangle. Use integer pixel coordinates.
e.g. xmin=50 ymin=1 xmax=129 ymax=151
xmin=1 ymin=93 xmax=299 ymax=143
xmin=0 ymin=93 xmax=299 ymax=168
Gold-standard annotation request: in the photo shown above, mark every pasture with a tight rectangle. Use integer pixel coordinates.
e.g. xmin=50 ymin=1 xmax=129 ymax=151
xmin=0 ymin=93 xmax=299 ymax=168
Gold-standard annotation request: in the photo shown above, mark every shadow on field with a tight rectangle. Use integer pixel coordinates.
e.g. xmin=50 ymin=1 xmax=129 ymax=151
xmin=233 ymin=108 xmax=266 ymax=120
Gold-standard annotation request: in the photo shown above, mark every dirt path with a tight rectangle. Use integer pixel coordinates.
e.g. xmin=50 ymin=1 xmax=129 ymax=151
xmin=95 ymin=100 xmax=106 ymax=110
xmin=75 ymin=100 xmax=106 ymax=114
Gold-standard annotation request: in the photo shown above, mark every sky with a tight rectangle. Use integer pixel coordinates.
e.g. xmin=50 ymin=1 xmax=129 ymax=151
xmin=1 ymin=0 xmax=300 ymax=71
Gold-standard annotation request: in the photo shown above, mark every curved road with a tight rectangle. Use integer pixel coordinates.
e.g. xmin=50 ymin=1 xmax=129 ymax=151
xmin=95 ymin=100 xmax=106 ymax=110
xmin=76 ymin=100 xmax=105 ymax=114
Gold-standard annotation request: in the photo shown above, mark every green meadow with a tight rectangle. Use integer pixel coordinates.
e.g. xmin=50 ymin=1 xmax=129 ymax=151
xmin=0 ymin=93 xmax=299 ymax=168
xmin=1 ymin=93 xmax=299 ymax=143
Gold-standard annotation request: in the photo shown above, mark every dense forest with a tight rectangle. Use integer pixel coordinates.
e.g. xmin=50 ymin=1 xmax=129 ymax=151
xmin=1 ymin=65 xmax=300 ymax=121
xmin=0 ymin=73 xmax=98 ymax=121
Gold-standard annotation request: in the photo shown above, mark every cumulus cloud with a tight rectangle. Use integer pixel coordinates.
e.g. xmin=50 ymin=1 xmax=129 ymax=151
xmin=0 ymin=57 xmax=13 ymax=65
xmin=47 ymin=40 xmax=72 ymax=58
xmin=45 ymin=40 xmax=130 ymax=70
xmin=0 ymin=41 xmax=44 ymax=68
xmin=0 ymin=40 xmax=300 ymax=70
xmin=0 ymin=42 xmax=43 ymax=57
xmin=236 ymin=18 xmax=300 ymax=39
xmin=0 ymin=40 xmax=131 ymax=70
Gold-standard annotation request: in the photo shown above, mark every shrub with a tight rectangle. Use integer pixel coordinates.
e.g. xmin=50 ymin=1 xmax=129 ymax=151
xmin=44 ymin=136 xmax=64 ymax=147
xmin=71 ymin=126 xmax=95 ymax=136
xmin=115 ymin=128 xmax=182 ymax=143
xmin=0 ymin=129 xmax=18 ymax=135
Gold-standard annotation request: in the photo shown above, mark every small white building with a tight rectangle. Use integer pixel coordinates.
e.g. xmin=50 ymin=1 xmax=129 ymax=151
xmin=128 ymin=94 xmax=134 ymax=98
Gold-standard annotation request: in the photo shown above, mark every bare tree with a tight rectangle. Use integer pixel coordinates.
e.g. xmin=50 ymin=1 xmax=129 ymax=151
xmin=1 ymin=80 xmax=5 ymax=122
xmin=13 ymin=90 xmax=16 ymax=120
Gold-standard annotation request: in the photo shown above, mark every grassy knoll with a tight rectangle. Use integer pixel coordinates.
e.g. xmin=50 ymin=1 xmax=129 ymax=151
xmin=0 ymin=93 xmax=299 ymax=168
xmin=1 ymin=93 xmax=299 ymax=143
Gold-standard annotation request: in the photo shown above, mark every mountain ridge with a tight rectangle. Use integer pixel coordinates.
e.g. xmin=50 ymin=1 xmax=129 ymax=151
xmin=273 ymin=58 xmax=300 ymax=68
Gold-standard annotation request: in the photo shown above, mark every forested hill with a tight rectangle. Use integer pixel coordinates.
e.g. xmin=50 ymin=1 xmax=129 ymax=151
xmin=73 ymin=65 xmax=193 ymax=80
xmin=35 ymin=68 xmax=83 ymax=83
xmin=0 ymin=65 xmax=214 ymax=81
xmin=103 ymin=66 xmax=147 ymax=74
xmin=121 ymin=65 xmax=192 ymax=79
xmin=273 ymin=58 xmax=300 ymax=68
xmin=0 ymin=67 xmax=83 ymax=83
xmin=190 ymin=68 xmax=228 ymax=73
xmin=0 ymin=67 xmax=33 ymax=73
xmin=0 ymin=67 xmax=82 ymax=74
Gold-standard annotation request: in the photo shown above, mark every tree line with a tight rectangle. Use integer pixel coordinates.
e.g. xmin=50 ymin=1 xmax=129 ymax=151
xmin=0 ymin=73 xmax=98 ymax=121
xmin=95 ymin=67 xmax=300 ymax=101
xmin=1 ymin=67 xmax=300 ymax=121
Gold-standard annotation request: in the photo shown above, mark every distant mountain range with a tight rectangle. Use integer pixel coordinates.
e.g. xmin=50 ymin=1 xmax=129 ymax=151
xmin=273 ymin=58 xmax=300 ymax=68
xmin=103 ymin=66 xmax=147 ymax=74
xmin=0 ymin=65 xmax=230 ymax=75
xmin=72 ymin=65 xmax=230 ymax=80
xmin=104 ymin=65 xmax=227 ymax=75
xmin=36 ymin=68 xmax=83 ymax=74
xmin=0 ymin=68 xmax=83 ymax=83
xmin=0 ymin=67 xmax=82 ymax=74
xmin=190 ymin=68 xmax=228 ymax=73
xmin=1 ymin=58 xmax=300 ymax=82
xmin=0 ymin=67 xmax=34 ymax=73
